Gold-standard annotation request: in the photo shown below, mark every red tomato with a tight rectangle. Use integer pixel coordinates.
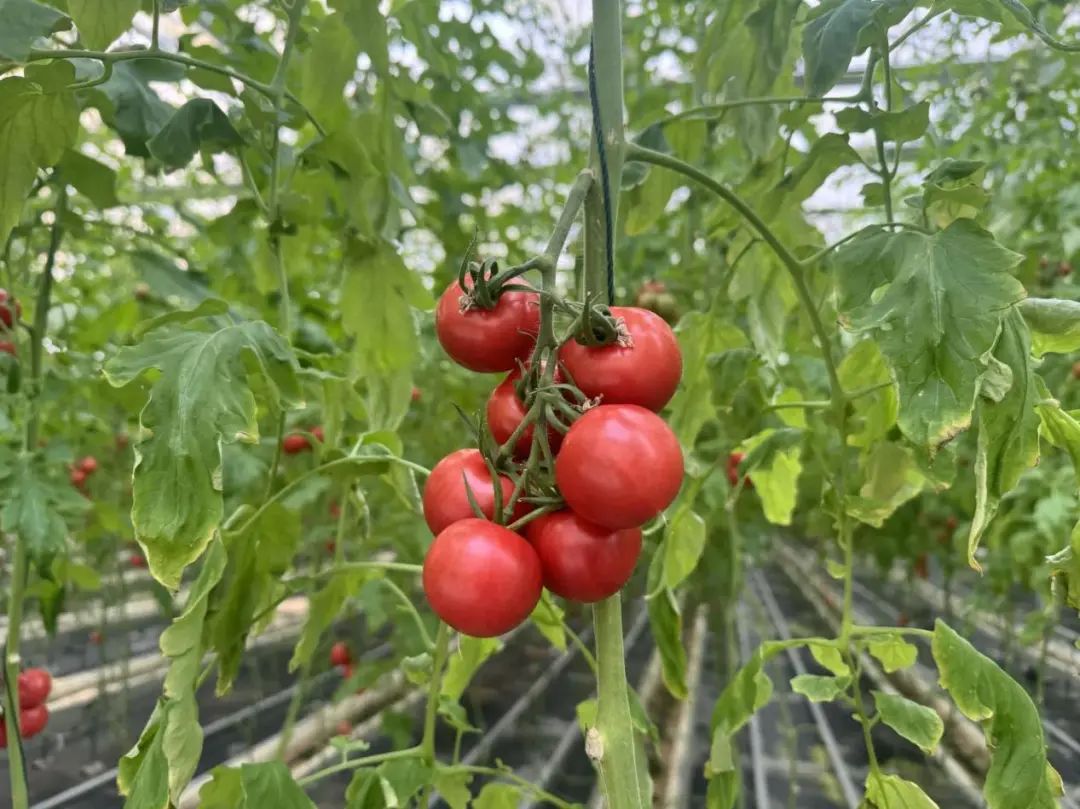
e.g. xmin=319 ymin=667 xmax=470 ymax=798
xmin=282 ymin=433 xmax=310 ymax=454
xmin=17 ymin=668 xmax=51 ymax=709
xmin=19 ymin=705 xmax=48 ymax=739
xmin=70 ymin=467 xmax=88 ymax=488
xmin=525 ymin=511 xmax=641 ymax=602
xmin=434 ymin=280 xmax=540 ymax=372
xmin=411 ymin=386 xmax=422 ymax=403
xmin=486 ymin=367 xmax=563 ymax=459
xmin=914 ymin=554 xmax=929 ymax=579
xmin=330 ymin=641 xmax=352 ymax=668
xmin=0 ymin=340 xmax=15 ymax=356
xmin=329 ymin=501 xmax=341 ymax=519
xmin=559 ymin=307 xmax=682 ymax=411
xmin=0 ymin=289 xmax=21 ymax=329
xmin=80 ymin=455 xmax=99 ymax=474
xmin=1059 ymin=261 xmax=1073 ymax=277
xmin=311 ymin=426 xmax=325 ymax=443
xmin=944 ymin=515 xmax=958 ymax=533
xmin=336 ymin=720 xmax=352 ymax=736
xmin=324 ymin=540 xmax=337 ymax=555
xmin=423 ymin=518 xmax=542 ymax=637
xmin=555 ymin=405 xmax=683 ymax=529
xmin=130 ymin=553 xmax=147 ymax=568
xmin=422 ymin=449 xmax=525 ymax=534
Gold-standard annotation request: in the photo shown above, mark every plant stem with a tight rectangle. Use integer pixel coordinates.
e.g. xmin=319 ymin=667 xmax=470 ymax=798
xmin=377 ymin=577 xmax=435 ymax=650
xmin=151 ymin=0 xmax=161 ymax=50
xmin=873 ymin=43 xmax=896 ymax=225
xmin=442 ymin=765 xmax=576 ymax=809
xmin=544 ymin=170 xmax=595 ymax=266
xmin=419 ymin=622 xmax=450 ymax=805
xmin=662 ymin=92 xmax=866 ymax=125
xmin=297 ymin=746 xmax=424 ymax=786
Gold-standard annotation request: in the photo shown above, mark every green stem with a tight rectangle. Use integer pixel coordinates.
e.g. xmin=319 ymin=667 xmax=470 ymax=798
xmin=263 ymin=411 xmax=286 ymax=500
xmin=277 ymin=657 xmax=313 ymax=758
xmin=419 ymin=623 xmax=450 ymax=806
xmin=151 ymin=0 xmax=161 ymax=49
xmin=442 ymin=765 xmax=576 ymax=809
xmin=874 ymin=44 xmax=895 ymax=225
xmin=850 ymin=625 xmax=934 ymax=640
xmin=662 ymin=92 xmax=866 ymax=125
xmin=297 ymin=747 xmax=424 ymax=786
xmin=377 ymin=577 xmax=434 ymax=650
xmin=544 ymin=170 xmax=595 ymax=266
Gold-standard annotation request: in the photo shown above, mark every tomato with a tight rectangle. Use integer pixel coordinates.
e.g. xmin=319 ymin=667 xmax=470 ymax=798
xmin=330 ymin=641 xmax=352 ymax=667
xmin=19 ymin=705 xmax=48 ymax=739
xmin=555 ymin=404 xmax=683 ymax=529
xmin=913 ymin=554 xmax=929 ymax=579
xmin=422 ymin=518 xmax=542 ymax=637
xmin=1073 ymin=361 xmax=1080 ymax=381
xmin=130 ymin=553 xmax=146 ymax=568
xmin=434 ymin=280 xmax=540 ymax=372
xmin=559 ymin=307 xmax=682 ymax=411
xmin=1059 ymin=260 xmax=1073 ymax=277
xmin=324 ymin=540 xmax=337 ymax=555
xmin=486 ymin=367 xmax=563 ymax=459
xmin=422 ymin=449 xmax=525 ymax=534
xmin=311 ymin=426 xmax=325 ymax=443
xmin=633 ymin=280 xmax=679 ymax=324
xmin=80 ymin=455 xmax=99 ymax=474
xmin=70 ymin=467 xmax=88 ymax=488
xmin=134 ymin=282 xmax=152 ymax=301
xmin=525 ymin=511 xmax=641 ymax=602
xmin=411 ymin=386 xmax=422 ymax=402
xmin=0 ymin=289 xmax=21 ymax=330
xmin=726 ymin=452 xmax=752 ymax=489
xmin=0 ymin=340 xmax=15 ymax=356
xmin=17 ymin=668 xmax=51 ymax=709
xmin=282 ymin=433 xmax=310 ymax=454
xmin=336 ymin=720 xmax=352 ymax=737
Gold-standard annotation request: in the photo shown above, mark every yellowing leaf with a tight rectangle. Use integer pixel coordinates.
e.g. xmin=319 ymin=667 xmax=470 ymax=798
xmin=873 ymin=691 xmax=943 ymax=753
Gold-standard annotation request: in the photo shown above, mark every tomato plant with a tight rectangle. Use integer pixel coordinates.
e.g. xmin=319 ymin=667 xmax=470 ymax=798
xmin=1 ymin=2 xmax=1078 ymax=809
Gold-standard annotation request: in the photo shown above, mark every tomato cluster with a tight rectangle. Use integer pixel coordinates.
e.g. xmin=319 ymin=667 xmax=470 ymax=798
xmin=70 ymin=454 xmax=99 ymax=491
xmin=421 ymin=277 xmax=684 ymax=637
xmin=0 ymin=288 xmax=20 ymax=358
xmin=282 ymin=425 xmax=325 ymax=455
xmin=0 ymin=668 xmax=51 ymax=748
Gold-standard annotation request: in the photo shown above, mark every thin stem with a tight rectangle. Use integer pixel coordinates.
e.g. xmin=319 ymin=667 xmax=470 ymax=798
xmin=849 ymin=656 xmax=882 ymax=779
xmin=662 ymin=92 xmax=866 ymax=125
xmin=377 ymin=577 xmax=434 ymax=650
xmin=263 ymin=412 xmax=286 ymax=500
xmin=151 ymin=0 xmax=161 ymax=50
xmin=505 ymin=504 xmax=561 ymax=532
xmin=565 ymin=622 xmax=599 ymax=674
xmin=850 ymin=625 xmax=934 ymax=640
xmin=297 ymin=746 xmax=424 ymax=786
xmin=544 ymin=170 xmax=595 ymax=266
xmin=874 ymin=44 xmax=896 ymax=225
xmin=442 ymin=765 xmax=576 ymax=809
xmin=419 ymin=622 xmax=450 ymax=806
xmin=889 ymin=5 xmax=941 ymax=53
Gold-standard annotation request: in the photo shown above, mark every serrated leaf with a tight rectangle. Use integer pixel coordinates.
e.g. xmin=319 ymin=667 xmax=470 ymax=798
xmin=847 ymin=442 xmax=926 ymax=527
xmin=801 ymin=0 xmax=877 ymax=96
xmin=0 ymin=64 xmax=80 ymax=247
xmin=90 ymin=59 xmax=183 ymax=156
xmin=932 ymin=619 xmax=1061 ymax=809
xmin=198 ymin=761 xmax=316 ymax=809
xmin=838 ymin=339 xmax=897 ymax=448
xmin=968 ymin=308 xmax=1039 ymax=570
xmin=833 ymin=220 xmax=1025 ymax=454
xmin=148 ymin=98 xmax=244 ymax=170
xmin=864 ymin=773 xmax=940 ymax=808
xmin=104 ymin=317 xmax=302 ymax=588
xmin=1 ymin=456 xmax=76 ymax=568
xmin=867 ymin=635 xmax=918 ymax=672
xmin=1017 ymin=297 xmax=1080 ymax=356
xmin=922 ymin=158 xmax=990 ymax=228
xmin=68 ymin=0 xmax=139 ymax=49
xmin=663 ymin=507 xmax=707 ymax=589
xmin=441 ymin=636 xmax=500 ymax=701
xmin=298 ymin=13 xmax=360 ymax=127
xmin=873 ymin=691 xmax=943 ymax=753
xmin=791 ymin=673 xmax=849 ymax=701
xmin=835 ymin=102 xmax=930 ymax=142
xmin=433 ymin=770 xmax=472 ymax=809
xmin=473 ymin=782 xmax=520 ymax=809
xmin=377 ymin=758 xmax=432 ymax=807
xmin=809 ymin=642 xmax=850 ymax=676
xmin=289 ymin=570 xmax=364 ymax=671
xmin=740 ymin=428 xmax=803 ymax=525
xmin=0 ymin=0 xmax=68 ymax=61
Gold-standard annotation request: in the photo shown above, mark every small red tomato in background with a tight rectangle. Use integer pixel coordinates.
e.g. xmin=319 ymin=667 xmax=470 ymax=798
xmin=560 ymin=307 xmax=682 ymax=412
xmin=89 ymin=630 xmax=103 ymax=645
xmin=336 ymin=720 xmax=352 ymax=737
xmin=17 ymin=669 xmax=51 ymax=709
xmin=1072 ymin=361 xmax=1080 ymax=381
xmin=311 ymin=426 xmax=325 ymax=443
xmin=324 ymin=540 xmax=337 ymax=556
xmin=1059 ymin=261 xmax=1073 ymax=277
xmin=330 ymin=641 xmax=352 ymax=668
xmin=80 ymin=456 xmax=99 ymax=474
xmin=944 ymin=515 xmax=958 ymax=533
xmin=486 ymin=366 xmax=563 ymax=460
xmin=0 ymin=340 xmax=16 ymax=356
xmin=525 ymin=511 xmax=642 ymax=603
xmin=130 ymin=553 xmax=147 ymax=569
xmin=555 ymin=405 xmax=684 ymax=530
xmin=70 ymin=467 xmax=88 ymax=489
xmin=282 ymin=433 xmax=310 ymax=454
xmin=411 ymin=386 xmax=422 ymax=403
xmin=726 ymin=451 xmax=753 ymax=489
xmin=633 ymin=279 xmax=679 ymax=324
xmin=913 ymin=554 xmax=929 ymax=579
xmin=0 ymin=289 xmax=21 ymax=330
xmin=434 ymin=280 xmax=540 ymax=372
xmin=422 ymin=449 xmax=526 ymax=535
xmin=329 ymin=501 xmax=342 ymax=519
xmin=19 ymin=705 xmax=48 ymax=739
xmin=423 ymin=518 xmax=542 ymax=637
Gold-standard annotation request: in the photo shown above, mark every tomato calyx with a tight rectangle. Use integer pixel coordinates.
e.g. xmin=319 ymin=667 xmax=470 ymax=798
xmin=570 ymin=299 xmax=623 ymax=348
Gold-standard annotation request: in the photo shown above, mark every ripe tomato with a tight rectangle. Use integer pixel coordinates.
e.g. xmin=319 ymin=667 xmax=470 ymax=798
xmin=943 ymin=515 xmax=958 ymax=533
xmin=525 ymin=511 xmax=641 ymax=602
xmin=330 ymin=641 xmax=352 ymax=668
xmin=17 ymin=668 xmax=51 ymax=709
xmin=914 ymin=554 xmax=929 ymax=579
xmin=70 ymin=467 xmax=88 ymax=488
xmin=634 ymin=280 xmax=679 ymax=324
xmin=486 ymin=367 xmax=563 ymax=459
xmin=434 ymin=280 xmax=539 ymax=372
xmin=897 ymin=612 xmax=910 ymax=627
xmin=559 ymin=307 xmax=682 ymax=411
xmin=0 ymin=340 xmax=15 ymax=356
xmin=130 ymin=553 xmax=147 ymax=568
xmin=422 ymin=518 xmax=542 ymax=637
xmin=311 ymin=426 xmax=325 ymax=443
xmin=0 ymin=289 xmax=21 ymax=329
xmin=411 ymin=386 xmax=422 ymax=403
xmin=80 ymin=455 xmax=99 ymax=474
xmin=282 ymin=433 xmax=310 ymax=454
xmin=422 ymin=449 xmax=525 ymax=534
xmin=19 ymin=705 xmax=48 ymax=739
xmin=1060 ymin=260 xmax=1073 ymax=277
xmin=555 ymin=405 xmax=683 ymax=529
xmin=726 ymin=452 xmax=753 ymax=489
xmin=336 ymin=720 xmax=352 ymax=737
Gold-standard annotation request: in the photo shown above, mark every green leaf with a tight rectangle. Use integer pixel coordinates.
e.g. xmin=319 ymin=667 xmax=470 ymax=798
xmin=919 ymin=159 xmax=990 ymax=228
xmin=441 ymin=636 xmax=501 ymax=701
xmin=198 ymin=762 xmax=316 ymax=809
xmin=473 ymin=783 xmax=521 ymax=809
xmin=58 ymin=149 xmax=119 ymax=207
xmin=663 ymin=507 xmax=707 ymax=589
xmin=1017 ymin=297 xmax=1080 ymax=356
xmin=433 ymin=769 xmax=472 ymax=809
xmin=932 ymin=619 xmax=1061 ymax=809
xmin=343 ymin=768 xmax=382 ymax=808
xmin=646 ymin=552 xmax=687 ymax=698
xmin=801 ymin=0 xmax=876 ymax=96
xmin=90 ymin=59 xmax=182 ymax=156
xmin=289 ymin=570 xmax=365 ymax=671
xmin=863 ymin=774 xmax=940 ymax=809
xmin=833 ymin=220 xmax=1024 ymax=454
xmin=872 ymin=691 xmax=943 ymax=753
xmin=969 ymin=309 xmax=1040 ymax=570
xmin=838 ymin=339 xmax=897 ymax=449
xmin=147 ymin=99 xmax=244 ymax=170
xmin=530 ymin=592 xmax=566 ymax=651
xmin=0 ymin=0 xmax=68 ymax=61
xmin=104 ymin=317 xmax=302 ymax=589
xmin=740 ymin=428 xmax=803 ymax=525
xmin=1 ymin=456 xmax=77 ymax=568
xmin=333 ymin=0 xmax=388 ymax=75
xmin=298 ymin=13 xmax=360 ymax=126
xmin=867 ymin=635 xmax=918 ymax=672
xmin=835 ymin=102 xmax=930 ymax=142
xmin=377 ymin=758 xmax=432 ymax=807
xmin=0 ymin=64 xmax=80 ymax=247
xmin=809 ymin=642 xmax=850 ymax=676
xmin=790 ymin=674 xmax=849 ymax=701
xmin=625 ymin=120 xmax=705 ymax=236
xmin=68 ymin=0 xmax=139 ymax=49
xmin=846 ymin=442 xmax=926 ymax=528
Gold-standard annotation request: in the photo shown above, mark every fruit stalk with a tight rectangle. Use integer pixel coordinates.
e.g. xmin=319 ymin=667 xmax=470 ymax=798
xmin=583 ymin=2 xmax=649 ymax=807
